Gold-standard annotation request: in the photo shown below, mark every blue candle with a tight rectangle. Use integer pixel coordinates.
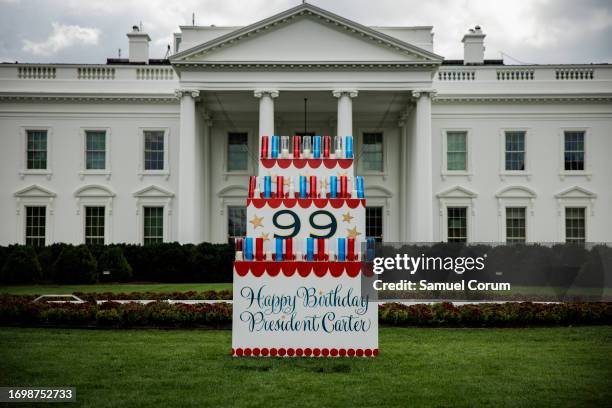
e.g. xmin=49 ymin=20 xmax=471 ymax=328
xmin=271 ymin=135 xmax=279 ymax=158
xmin=366 ymin=238 xmax=375 ymax=261
xmin=313 ymin=136 xmax=321 ymax=158
xmin=299 ymin=176 xmax=307 ymax=199
xmin=264 ymin=176 xmax=272 ymax=198
xmin=329 ymin=176 xmax=337 ymax=198
xmin=337 ymin=238 xmax=346 ymax=261
xmin=306 ymin=237 xmax=314 ymax=261
xmin=356 ymin=176 xmax=364 ymax=198
xmin=345 ymin=135 xmax=353 ymax=159
xmin=244 ymin=237 xmax=254 ymax=260
xmin=275 ymin=238 xmax=283 ymax=261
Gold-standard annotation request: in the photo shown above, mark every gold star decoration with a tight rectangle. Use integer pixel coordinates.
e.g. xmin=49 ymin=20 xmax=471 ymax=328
xmin=347 ymin=226 xmax=362 ymax=239
xmin=260 ymin=232 xmax=270 ymax=241
xmin=249 ymin=215 xmax=264 ymax=229
xmin=342 ymin=212 xmax=354 ymax=223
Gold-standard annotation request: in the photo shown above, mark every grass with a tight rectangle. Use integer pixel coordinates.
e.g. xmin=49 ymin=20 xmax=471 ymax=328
xmin=0 ymin=282 xmax=232 ymax=295
xmin=0 ymin=326 xmax=611 ymax=407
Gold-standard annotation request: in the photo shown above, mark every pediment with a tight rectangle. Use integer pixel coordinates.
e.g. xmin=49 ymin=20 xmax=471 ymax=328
xmin=171 ymin=4 xmax=442 ymax=66
xmin=555 ymin=186 xmax=596 ymax=199
xmin=217 ymin=185 xmax=248 ymax=197
xmin=495 ymin=185 xmax=537 ymax=199
xmin=14 ymin=184 xmax=56 ymax=198
xmin=133 ymin=185 xmax=175 ymax=198
xmin=436 ymin=186 xmax=478 ymax=199
xmin=74 ymin=184 xmax=115 ymax=198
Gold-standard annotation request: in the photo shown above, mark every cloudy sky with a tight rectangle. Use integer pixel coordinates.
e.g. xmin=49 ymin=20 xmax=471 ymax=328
xmin=1 ymin=0 xmax=611 ymax=64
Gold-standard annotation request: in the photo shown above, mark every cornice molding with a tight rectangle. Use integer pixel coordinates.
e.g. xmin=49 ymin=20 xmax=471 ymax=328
xmin=0 ymin=93 xmax=178 ymax=103
xmin=433 ymin=94 xmax=612 ymax=103
xmin=172 ymin=61 xmax=439 ymax=69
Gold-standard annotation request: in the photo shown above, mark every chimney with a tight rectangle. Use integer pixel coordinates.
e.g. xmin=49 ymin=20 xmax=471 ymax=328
xmin=462 ymin=26 xmax=485 ymax=65
xmin=127 ymin=25 xmax=151 ymax=63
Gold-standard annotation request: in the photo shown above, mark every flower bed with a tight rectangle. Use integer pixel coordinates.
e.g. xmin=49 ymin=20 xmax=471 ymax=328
xmin=1 ymin=295 xmax=611 ymax=328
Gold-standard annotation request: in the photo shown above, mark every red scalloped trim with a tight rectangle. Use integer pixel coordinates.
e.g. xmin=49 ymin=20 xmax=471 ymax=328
xmin=247 ymin=198 xmax=365 ymax=208
xmin=260 ymin=158 xmax=353 ymax=169
xmin=232 ymin=347 xmax=378 ymax=357
xmin=234 ymin=261 xmax=370 ymax=277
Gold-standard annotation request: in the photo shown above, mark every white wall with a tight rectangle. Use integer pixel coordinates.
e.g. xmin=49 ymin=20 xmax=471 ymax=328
xmin=431 ymin=101 xmax=612 ymax=243
xmin=0 ymin=101 xmax=180 ymax=245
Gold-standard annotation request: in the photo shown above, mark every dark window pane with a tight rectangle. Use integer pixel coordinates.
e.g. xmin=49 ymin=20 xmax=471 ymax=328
xmin=565 ymin=207 xmax=586 ymax=243
xmin=506 ymin=207 xmax=526 ymax=243
xmin=144 ymin=131 xmax=165 ymax=170
xmin=85 ymin=206 xmax=105 ymax=245
xmin=144 ymin=207 xmax=164 ymax=244
xmin=227 ymin=133 xmax=248 ymax=171
xmin=362 ymin=133 xmax=383 ymax=172
xmin=25 ymin=206 xmax=46 ymax=247
xmin=227 ymin=206 xmax=247 ymax=242
xmin=85 ymin=131 xmax=106 ymax=170
xmin=505 ymin=131 xmax=525 ymax=171
xmin=446 ymin=132 xmax=466 ymax=171
xmin=26 ymin=130 xmax=47 ymax=170
xmin=564 ymin=131 xmax=585 ymax=171
xmin=366 ymin=206 xmax=383 ymax=242
xmin=447 ymin=207 xmax=467 ymax=242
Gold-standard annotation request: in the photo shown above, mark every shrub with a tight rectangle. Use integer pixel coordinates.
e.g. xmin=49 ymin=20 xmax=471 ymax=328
xmin=0 ymin=245 xmax=42 ymax=284
xmin=97 ymin=247 xmax=132 ymax=282
xmin=53 ymin=245 xmax=98 ymax=284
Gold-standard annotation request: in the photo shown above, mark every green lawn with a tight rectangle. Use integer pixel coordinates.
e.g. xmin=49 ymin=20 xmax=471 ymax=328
xmin=1 ymin=327 xmax=610 ymax=407
xmin=0 ymin=282 xmax=232 ymax=295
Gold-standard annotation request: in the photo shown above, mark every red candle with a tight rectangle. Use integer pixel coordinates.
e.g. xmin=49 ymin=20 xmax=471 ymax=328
xmin=347 ymin=237 xmax=355 ymax=261
xmin=248 ymin=176 xmax=256 ymax=198
xmin=235 ymin=237 xmax=243 ymax=251
xmin=255 ymin=237 xmax=264 ymax=261
xmin=340 ymin=175 xmax=348 ymax=198
xmin=293 ymin=136 xmax=301 ymax=158
xmin=276 ymin=175 xmax=284 ymax=198
xmin=323 ymin=136 xmax=331 ymax=158
xmin=317 ymin=238 xmax=326 ymax=261
xmin=285 ymin=238 xmax=293 ymax=260
xmin=309 ymin=176 xmax=317 ymax=198
xmin=260 ymin=136 xmax=269 ymax=159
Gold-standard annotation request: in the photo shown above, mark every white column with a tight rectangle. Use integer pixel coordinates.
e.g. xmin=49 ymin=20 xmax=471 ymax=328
xmin=333 ymin=90 xmax=358 ymax=136
xmin=398 ymin=110 xmax=410 ymax=242
xmin=412 ymin=90 xmax=435 ymax=242
xmin=177 ymin=89 xmax=199 ymax=244
xmin=201 ymin=113 xmax=212 ymax=242
xmin=254 ymin=90 xmax=278 ymax=136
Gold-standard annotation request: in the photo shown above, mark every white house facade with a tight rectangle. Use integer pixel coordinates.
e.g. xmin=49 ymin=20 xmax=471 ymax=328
xmin=1 ymin=3 xmax=611 ymax=246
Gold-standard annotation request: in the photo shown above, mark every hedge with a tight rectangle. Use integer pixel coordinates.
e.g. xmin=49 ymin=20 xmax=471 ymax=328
xmin=0 ymin=242 xmax=234 ymax=285
xmin=0 ymin=242 xmax=610 ymax=286
xmin=0 ymin=295 xmax=610 ymax=328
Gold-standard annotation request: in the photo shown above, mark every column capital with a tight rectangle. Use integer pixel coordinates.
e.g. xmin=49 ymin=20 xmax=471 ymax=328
xmin=254 ymin=89 xmax=279 ymax=99
xmin=412 ymin=89 xmax=436 ymax=99
xmin=175 ymin=89 xmax=200 ymax=99
xmin=332 ymin=89 xmax=358 ymax=98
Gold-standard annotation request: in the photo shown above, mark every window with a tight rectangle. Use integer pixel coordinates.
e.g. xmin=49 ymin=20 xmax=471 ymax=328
xmin=143 ymin=207 xmax=164 ymax=244
xmin=506 ymin=207 xmax=526 ymax=243
xmin=565 ymin=207 xmax=585 ymax=243
xmin=447 ymin=207 xmax=467 ymax=243
xmin=505 ymin=131 xmax=525 ymax=171
xmin=85 ymin=206 xmax=105 ymax=245
xmin=446 ymin=131 xmax=467 ymax=171
xmin=144 ymin=130 xmax=165 ymax=170
xmin=26 ymin=130 xmax=47 ymax=170
xmin=227 ymin=132 xmax=248 ymax=171
xmin=366 ymin=206 xmax=383 ymax=242
xmin=25 ymin=206 xmax=46 ymax=247
xmin=362 ymin=133 xmax=383 ymax=172
xmin=85 ymin=130 xmax=106 ymax=170
xmin=227 ymin=206 xmax=246 ymax=243
xmin=564 ymin=131 xmax=585 ymax=171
